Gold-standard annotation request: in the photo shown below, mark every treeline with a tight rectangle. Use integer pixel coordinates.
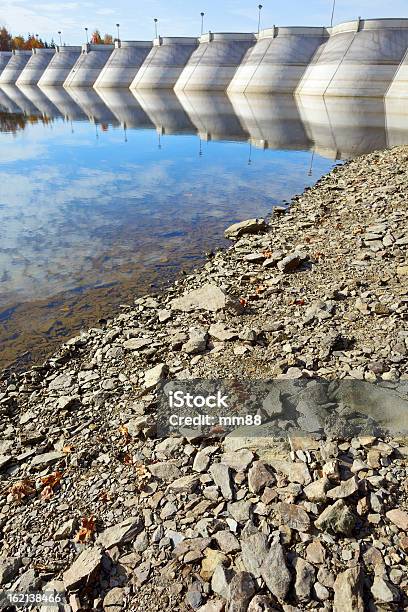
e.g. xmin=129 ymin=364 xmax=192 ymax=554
xmin=0 ymin=26 xmax=115 ymax=51
xmin=0 ymin=27 xmax=55 ymax=51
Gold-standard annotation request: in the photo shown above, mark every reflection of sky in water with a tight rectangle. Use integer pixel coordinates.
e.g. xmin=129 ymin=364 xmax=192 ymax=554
xmin=0 ymin=117 xmax=335 ymax=308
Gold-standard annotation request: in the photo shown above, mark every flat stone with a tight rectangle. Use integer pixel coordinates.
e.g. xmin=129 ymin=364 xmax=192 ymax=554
xmin=220 ymin=450 xmax=254 ymax=473
xmin=277 ymin=252 xmax=307 ymax=273
xmin=211 ymin=564 xmax=234 ymax=598
xmin=261 ymin=540 xmax=291 ymax=600
xmin=167 ymin=474 xmax=200 ymax=493
xmin=224 ymin=218 xmax=266 ymax=239
xmin=326 ymin=476 xmax=359 ymax=500
xmin=371 ymin=575 xmax=399 ymax=603
xmin=30 ymin=451 xmax=65 ymax=468
xmin=148 ymin=461 xmax=182 ymax=482
xmin=144 ymin=363 xmax=167 ymax=389
xmin=48 ymin=373 xmax=73 ymax=391
xmin=96 ymin=517 xmax=143 ymax=549
xmin=247 ymin=595 xmax=278 ymax=612
xmin=213 ymin=530 xmax=240 ymax=554
xmin=228 ymin=500 xmax=252 ymax=523
xmin=269 ymin=460 xmax=311 ymax=485
xmin=333 ymin=566 xmax=364 ymax=612
xmin=306 ymin=540 xmax=326 ymax=565
xmin=0 ymin=455 xmax=12 ymax=471
xmin=277 ymin=502 xmax=310 ymax=532
xmin=123 ymin=338 xmax=152 ymax=351
xmin=171 ymin=284 xmax=227 ymax=313
xmin=183 ymin=327 xmax=208 ymax=354
xmin=209 ymin=323 xmax=237 ymax=342
xmin=63 ymin=547 xmax=102 ymax=589
xmin=386 ymin=509 xmax=408 ymax=531
xmin=303 ymin=477 xmax=330 ymax=503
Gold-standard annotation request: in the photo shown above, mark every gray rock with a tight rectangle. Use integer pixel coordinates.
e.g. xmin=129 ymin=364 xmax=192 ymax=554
xmin=97 ymin=517 xmax=143 ymax=549
xmin=226 ymin=572 xmax=256 ymax=612
xmin=277 ymin=252 xmax=307 ymax=273
xmin=213 ymin=530 xmax=240 ymax=554
xmin=228 ymin=500 xmax=252 ymax=523
xmin=171 ymin=284 xmax=228 ymax=313
xmin=63 ymin=547 xmax=102 ymax=589
xmin=209 ymin=323 xmax=237 ymax=341
xmin=103 ymin=587 xmax=125 ymax=611
xmin=303 ymin=477 xmax=330 ymax=503
xmin=30 ymin=451 xmax=65 ymax=468
xmin=248 ymin=595 xmax=279 ymax=611
xmin=224 ymin=218 xmax=266 ymax=239
xmin=261 ymin=540 xmax=291 ymax=600
xmin=333 ymin=566 xmax=364 ymax=612
xmin=211 ymin=564 xmax=234 ymax=599
xmin=167 ymin=474 xmax=200 ymax=493
xmin=123 ymin=338 xmax=152 ymax=351
xmin=0 ymin=557 xmax=22 ymax=585
xmin=183 ymin=327 xmax=208 ymax=354
xmin=193 ymin=447 xmax=217 ymax=472
xmin=241 ymin=532 xmax=269 ymax=578
xmin=294 ymin=558 xmax=315 ymax=601
xmin=210 ymin=463 xmax=233 ymax=500
xmin=221 ymin=450 xmax=254 ymax=473
xmin=248 ymin=461 xmax=275 ymax=494
xmin=48 ymin=373 xmax=73 ymax=391
xmin=54 ymin=519 xmax=77 ymax=541
xmin=315 ymin=500 xmax=356 ymax=535
xmin=148 ymin=461 xmax=182 ymax=482
xmin=277 ymin=502 xmax=310 ymax=532
xmin=0 ymin=455 xmax=12 ymax=471
xmin=326 ymin=476 xmax=359 ymax=500
xmin=269 ymin=460 xmax=311 ymax=485
xmin=144 ymin=363 xmax=167 ymax=389
xmin=371 ymin=575 xmax=399 ymax=603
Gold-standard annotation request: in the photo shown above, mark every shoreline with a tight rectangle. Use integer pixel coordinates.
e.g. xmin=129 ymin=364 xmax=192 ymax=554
xmin=0 ymin=146 xmax=407 ymax=610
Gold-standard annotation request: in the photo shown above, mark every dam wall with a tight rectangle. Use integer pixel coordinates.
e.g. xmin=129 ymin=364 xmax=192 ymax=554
xmin=386 ymin=48 xmax=408 ymax=98
xmin=130 ymin=37 xmax=198 ymax=90
xmin=38 ymin=46 xmax=81 ymax=87
xmin=0 ymin=50 xmax=31 ymax=85
xmin=228 ymin=27 xmax=328 ymax=94
xmin=64 ymin=43 xmax=115 ymax=88
xmin=0 ymin=52 xmax=12 ymax=76
xmin=297 ymin=19 xmax=408 ymax=97
xmin=16 ymin=48 xmax=55 ymax=85
xmin=175 ymin=33 xmax=255 ymax=92
xmin=94 ymin=40 xmax=152 ymax=88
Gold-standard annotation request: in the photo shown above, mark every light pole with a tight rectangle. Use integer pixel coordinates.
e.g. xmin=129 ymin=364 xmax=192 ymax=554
xmin=58 ymin=31 xmax=62 ymax=46
xmin=116 ymin=23 xmax=120 ymax=42
xmin=85 ymin=27 xmax=89 ymax=43
xmin=201 ymin=12 xmax=205 ymax=36
xmin=258 ymin=5 xmax=263 ymax=33
xmin=330 ymin=0 xmax=336 ymax=27
xmin=154 ymin=18 xmax=158 ymax=39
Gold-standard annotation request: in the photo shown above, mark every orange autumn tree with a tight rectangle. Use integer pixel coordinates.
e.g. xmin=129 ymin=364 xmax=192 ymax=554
xmin=90 ymin=29 xmax=114 ymax=44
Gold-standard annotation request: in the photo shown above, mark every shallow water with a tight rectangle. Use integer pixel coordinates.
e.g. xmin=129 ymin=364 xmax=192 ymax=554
xmin=0 ymin=87 xmax=407 ymax=372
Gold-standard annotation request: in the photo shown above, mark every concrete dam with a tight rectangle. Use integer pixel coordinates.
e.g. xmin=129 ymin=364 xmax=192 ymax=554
xmin=0 ymin=18 xmax=407 ymax=97
xmin=174 ymin=33 xmax=255 ymax=91
xmin=94 ymin=41 xmax=152 ymax=88
xmin=130 ymin=37 xmax=198 ymax=89
xmin=0 ymin=50 xmax=31 ymax=85
xmin=15 ymin=48 xmax=55 ymax=86
xmin=37 ymin=46 xmax=81 ymax=87
xmin=64 ymin=43 xmax=115 ymax=88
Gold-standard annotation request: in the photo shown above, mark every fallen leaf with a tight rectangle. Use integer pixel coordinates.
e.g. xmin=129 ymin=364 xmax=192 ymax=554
xmin=118 ymin=424 xmax=131 ymax=442
xmin=10 ymin=479 xmax=36 ymax=503
xmin=41 ymin=485 xmax=54 ymax=500
xmin=40 ymin=471 xmax=63 ymax=489
xmin=62 ymin=445 xmax=75 ymax=454
xmin=74 ymin=516 xmax=96 ymax=543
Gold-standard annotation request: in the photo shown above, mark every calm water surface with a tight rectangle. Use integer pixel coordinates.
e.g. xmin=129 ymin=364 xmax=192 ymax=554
xmin=1 ymin=87 xmax=407 ymax=371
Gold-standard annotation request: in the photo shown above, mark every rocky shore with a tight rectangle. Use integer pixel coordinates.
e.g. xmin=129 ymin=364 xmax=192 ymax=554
xmin=0 ymin=146 xmax=407 ymax=611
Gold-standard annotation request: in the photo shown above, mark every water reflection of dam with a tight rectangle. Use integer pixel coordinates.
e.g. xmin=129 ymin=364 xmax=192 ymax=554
xmin=2 ymin=84 xmax=408 ymax=160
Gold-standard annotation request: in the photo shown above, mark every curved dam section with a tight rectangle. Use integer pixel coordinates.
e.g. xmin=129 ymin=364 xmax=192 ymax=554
xmin=16 ymin=48 xmax=55 ymax=85
xmin=297 ymin=19 xmax=408 ymax=97
xmin=130 ymin=37 xmax=198 ymax=90
xmin=175 ymin=33 xmax=255 ymax=92
xmin=64 ymin=43 xmax=115 ymax=88
xmin=37 ymin=46 xmax=81 ymax=87
xmin=94 ymin=40 xmax=152 ymax=88
xmin=386 ymin=48 xmax=408 ymax=98
xmin=0 ymin=52 xmax=12 ymax=76
xmin=0 ymin=50 xmax=31 ymax=85
xmin=228 ymin=27 xmax=328 ymax=94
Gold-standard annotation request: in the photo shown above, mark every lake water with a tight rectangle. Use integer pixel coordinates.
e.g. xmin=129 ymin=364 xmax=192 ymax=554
xmin=1 ymin=87 xmax=408 ymax=372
